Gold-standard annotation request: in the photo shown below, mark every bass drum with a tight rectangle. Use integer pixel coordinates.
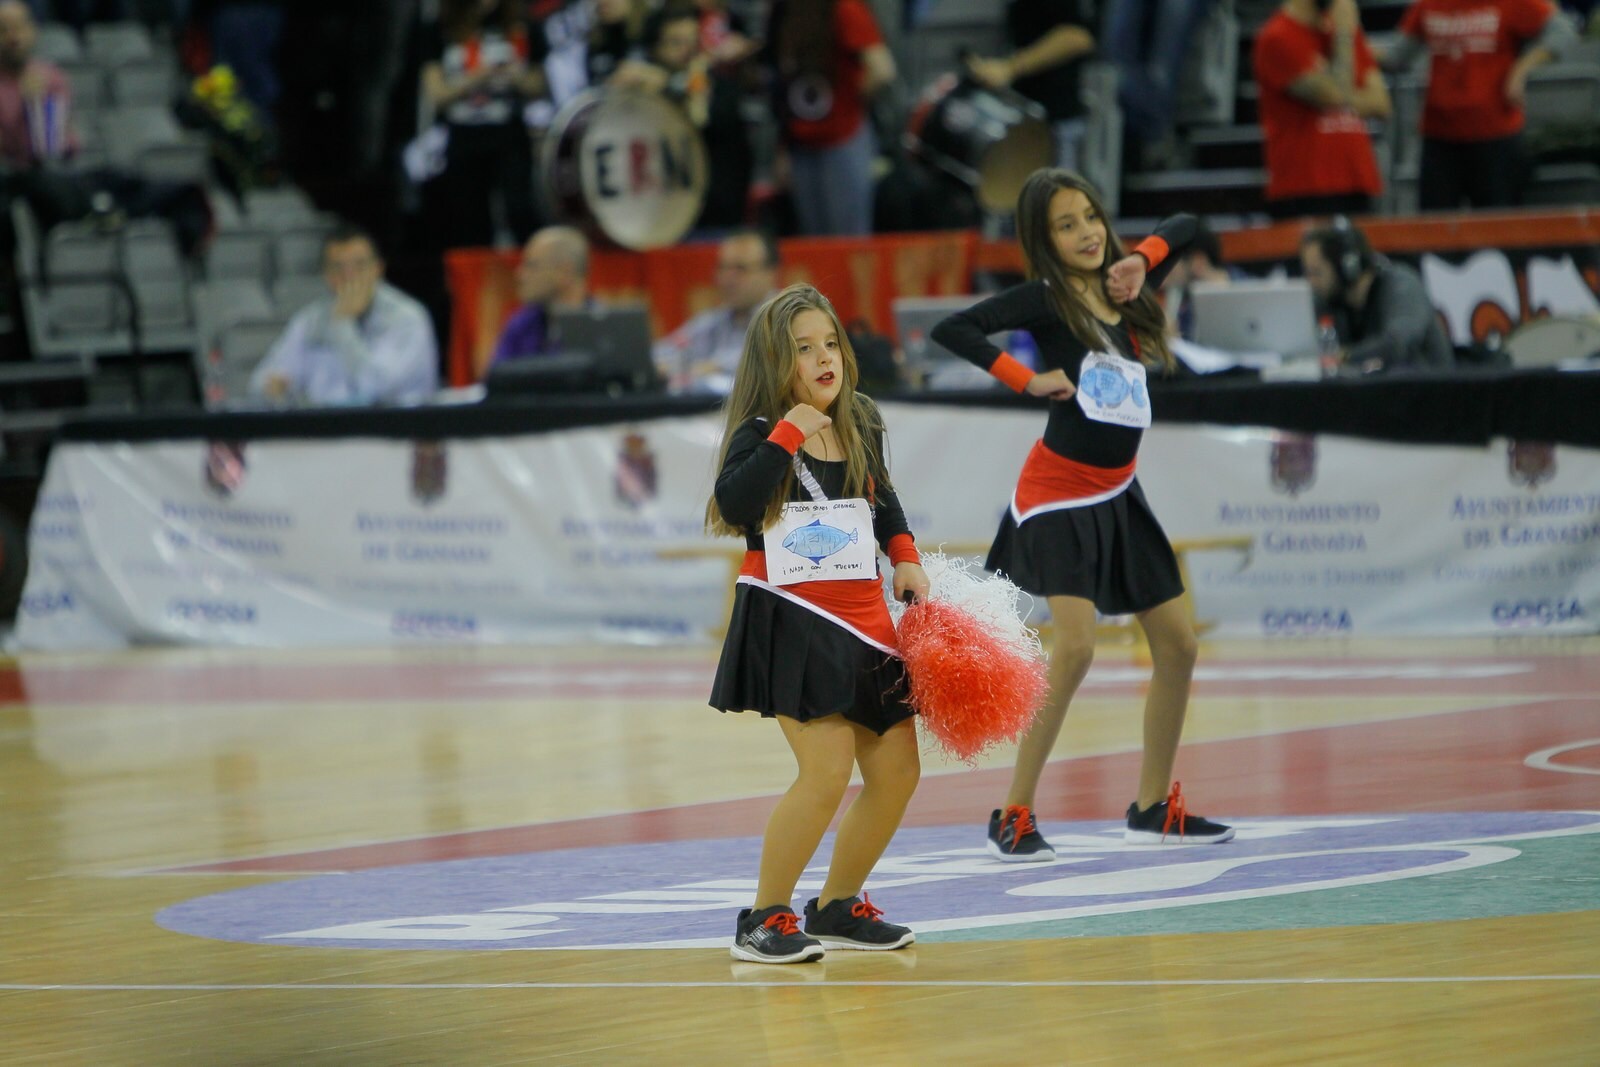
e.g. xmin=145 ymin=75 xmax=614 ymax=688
xmin=904 ymin=74 xmax=1053 ymax=213
xmin=540 ymin=88 xmax=709 ymax=251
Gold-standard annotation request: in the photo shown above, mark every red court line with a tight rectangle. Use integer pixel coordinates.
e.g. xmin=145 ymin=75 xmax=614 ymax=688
xmin=6 ymin=655 xmax=1594 ymax=706
xmin=162 ymin=697 xmax=1600 ymax=875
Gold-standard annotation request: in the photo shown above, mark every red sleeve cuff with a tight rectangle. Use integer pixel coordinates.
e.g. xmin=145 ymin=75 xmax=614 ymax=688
xmin=767 ymin=420 xmax=805 ymax=454
xmin=887 ymin=533 xmax=921 ymax=566
xmin=990 ymin=352 xmax=1035 ymax=393
xmin=1133 ymin=235 xmax=1171 ymax=270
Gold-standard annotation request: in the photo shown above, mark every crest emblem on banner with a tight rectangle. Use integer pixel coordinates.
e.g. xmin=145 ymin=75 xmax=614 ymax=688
xmin=1269 ymin=433 xmax=1317 ymax=497
xmin=411 ymin=441 xmax=449 ymax=506
xmin=1506 ymin=440 xmax=1555 ymax=489
xmin=614 ymin=432 xmax=658 ymax=510
xmin=203 ymin=440 xmax=248 ymax=498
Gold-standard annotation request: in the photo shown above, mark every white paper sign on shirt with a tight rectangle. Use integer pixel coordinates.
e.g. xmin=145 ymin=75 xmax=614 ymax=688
xmin=765 ymin=499 xmax=877 ymax=586
xmin=1076 ymin=350 xmax=1152 ymax=429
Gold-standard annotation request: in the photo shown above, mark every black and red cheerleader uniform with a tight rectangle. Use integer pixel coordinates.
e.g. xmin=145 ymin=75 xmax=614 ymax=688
xmin=929 ymin=215 xmax=1198 ymax=613
xmin=709 ymin=411 xmax=922 ymax=734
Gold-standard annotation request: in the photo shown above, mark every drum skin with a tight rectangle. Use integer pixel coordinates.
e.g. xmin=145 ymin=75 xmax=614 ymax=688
xmin=904 ymin=74 xmax=1053 ymax=213
xmin=542 ymin=89 xmax=710 ymax=250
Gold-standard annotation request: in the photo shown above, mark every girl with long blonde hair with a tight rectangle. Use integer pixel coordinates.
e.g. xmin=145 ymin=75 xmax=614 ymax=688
xmin=707 ymin=283 xmax=928 ymax=964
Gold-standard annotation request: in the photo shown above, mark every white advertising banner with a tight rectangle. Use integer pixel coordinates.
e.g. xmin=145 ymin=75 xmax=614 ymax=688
xmin=14 ymin=403 xmax=1600 ymax=650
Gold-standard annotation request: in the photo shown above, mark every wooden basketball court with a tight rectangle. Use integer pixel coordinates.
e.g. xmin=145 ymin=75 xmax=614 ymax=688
xmin=3 ymin=634 xmax=1597 ymax=1064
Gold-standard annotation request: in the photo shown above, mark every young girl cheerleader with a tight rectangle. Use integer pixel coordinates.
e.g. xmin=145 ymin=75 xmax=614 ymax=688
xmin=931 ymin=168 xmax=1235 ymax=862
xmin=707 ymin=283 xmax=929 ymax=964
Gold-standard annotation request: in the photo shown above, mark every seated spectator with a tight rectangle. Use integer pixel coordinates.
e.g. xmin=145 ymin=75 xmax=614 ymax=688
xmin=651 ymin=229 xmax=777 ymax=393
xmin=0 ymin=2 xmax=211 ymax=257
xmin=965 ymin=0 xmax=1096 ymax=172
xmin=1384 ymin=0 xmax=1577 ymax=209
xmin=490 ymin=225 xmax=593 ymax=365
xmin=1299 ymin=219 xmax=1454 ymax=373
xmin=249 ymin=225 xmax=439 ymax=405
xmin=1159 ymin=219 xmax=1246 ymax=341
xmin=0 ymin=1 xmax=78 ymax=172
xmin=1255 ymin=0 xmax=1391 ymax=219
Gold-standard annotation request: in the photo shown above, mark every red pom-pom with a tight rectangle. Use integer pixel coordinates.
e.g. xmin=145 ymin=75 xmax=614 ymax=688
xmin=896 ymin=599 xmax=1048 ymax=763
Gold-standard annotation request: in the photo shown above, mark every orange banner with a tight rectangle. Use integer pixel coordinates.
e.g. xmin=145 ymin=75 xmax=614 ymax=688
xmin=446 ymin=211 xmax=1600 ymax=385
xmin=445 ymin=231 xmax=978 ymax=385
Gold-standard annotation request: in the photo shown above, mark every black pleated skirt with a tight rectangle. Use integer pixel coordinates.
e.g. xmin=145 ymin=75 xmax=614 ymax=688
xmin=985 ymin=478 xmax=1185 ymax=615
xmin=709 ymin=583 xmax=914 ymax=736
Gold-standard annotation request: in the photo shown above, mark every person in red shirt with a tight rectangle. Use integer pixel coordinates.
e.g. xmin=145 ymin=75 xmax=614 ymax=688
xmin=1385 ymin=0 xmax=1576 ymax=208
xmin=765 ymin=0 xmax=896 ymax=235
xmin=1254 ymin=0 xmax=1392 ymax=218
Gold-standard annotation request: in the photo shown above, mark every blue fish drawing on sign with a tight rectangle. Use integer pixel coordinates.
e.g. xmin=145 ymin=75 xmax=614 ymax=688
xmin=1079 ymin=363 xmax=1150 ymax=409
xmin=1079 ymin=365 xmax=1130 ymax=407
xmin=782 ymin=520 xmax=859 ymax=564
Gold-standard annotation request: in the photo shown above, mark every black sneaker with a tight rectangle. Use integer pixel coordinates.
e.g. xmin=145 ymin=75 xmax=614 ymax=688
xmin=804 ymin=894 xmax=914 ymax=951
xmin=1125 ymin=782 xmax=1234 ymax=844
xmin=987 ymin=805 xmax=1056 ymax=862
xmin=730 ymin=904 xmax=825 ymax=964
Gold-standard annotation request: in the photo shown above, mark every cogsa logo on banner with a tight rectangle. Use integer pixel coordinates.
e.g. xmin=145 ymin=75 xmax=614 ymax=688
xmin=391 ymin=610 xmax=478 ymax=638
xmin=168 ymin=599 xmax=257 ymax=624
xmin=1491 ymin=599 xmax=1586 ymax=627
xmin=1261 ymin=607 xmax=1353 ymax=634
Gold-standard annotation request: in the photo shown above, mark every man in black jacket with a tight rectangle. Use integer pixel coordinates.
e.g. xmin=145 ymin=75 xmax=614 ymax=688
xmin=1300 ymin=219 xmax=1454 ymax=373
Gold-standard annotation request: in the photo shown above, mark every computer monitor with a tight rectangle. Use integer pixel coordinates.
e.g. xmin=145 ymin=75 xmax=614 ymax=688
xmin=1189 ymin=279 xmax=1319 ymax=359
xmin=548 ymin=303 xmax=661 ymax=394
xmin=891 ymin=295 xmax=1009 ymax=390
xmin=484 ymin=351 xmax=603 ymax=398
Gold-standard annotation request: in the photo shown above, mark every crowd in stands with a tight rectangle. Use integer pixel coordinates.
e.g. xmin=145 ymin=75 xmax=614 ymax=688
xmin=0 ymin=0 xmax=1595 ymax=413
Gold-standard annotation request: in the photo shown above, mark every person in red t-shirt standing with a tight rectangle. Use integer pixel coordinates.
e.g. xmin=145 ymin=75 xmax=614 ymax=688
xmin=766 ymin=0 xmax=897 ymax=235
xmin=1385 ymin=0 xmax=1576 ymax=209
xmin=1253 ymin=0 xmax=1392 ymax=219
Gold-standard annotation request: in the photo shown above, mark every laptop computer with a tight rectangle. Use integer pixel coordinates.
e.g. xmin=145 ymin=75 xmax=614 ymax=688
xmin=548 ymin=304 xmax=661 ymax=394
xmin=1189 ymin=279 xmax=1319 ymax=361
xmin=892 ymin=295 xmax=1010 ymax=390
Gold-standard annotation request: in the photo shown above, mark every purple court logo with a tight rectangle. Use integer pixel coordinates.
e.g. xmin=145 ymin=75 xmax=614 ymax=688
xmin=156 ymin=813 xmax=1600 ymax=950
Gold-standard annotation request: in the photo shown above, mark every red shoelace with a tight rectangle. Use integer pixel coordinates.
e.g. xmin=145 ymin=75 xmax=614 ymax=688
xmin=850 ymin=894 xmax=884 ymax=922
xmin=763 ymin=910 xmax=802 ymax=935
xmin=1002 ymin=804 xmax=1039 ymax=850
xmin=1161 ymin=781 xmax=1188 ymax=841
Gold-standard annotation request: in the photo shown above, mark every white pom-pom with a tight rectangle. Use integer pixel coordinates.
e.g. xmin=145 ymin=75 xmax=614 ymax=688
xmin=891 ymin=551 xmax=1044 ymax=664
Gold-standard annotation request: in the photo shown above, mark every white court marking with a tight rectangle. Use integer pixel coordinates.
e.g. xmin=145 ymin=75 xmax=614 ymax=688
xmin=3 ymin=976 xmax=1599 ymax=991
xmin=1526 ymin=739 xmax=1600 ymax=776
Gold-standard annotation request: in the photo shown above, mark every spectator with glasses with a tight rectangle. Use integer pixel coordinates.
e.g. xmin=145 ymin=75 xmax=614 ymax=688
xmin=653 ymin=229 xmax=779 ymax=394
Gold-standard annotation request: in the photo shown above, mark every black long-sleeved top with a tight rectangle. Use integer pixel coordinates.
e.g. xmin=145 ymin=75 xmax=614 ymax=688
xmin=930 ymin=214 xmax=1198 ymax=468
xmin=714 ymin=416 xmax=913 ymax=554
xmin=1336 ymin=258 xmax=1455 ymax=372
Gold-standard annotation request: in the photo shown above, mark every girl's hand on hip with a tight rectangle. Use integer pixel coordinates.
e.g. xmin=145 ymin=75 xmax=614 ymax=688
xmin=1025 ymin=369 xmax=1075 ymax=401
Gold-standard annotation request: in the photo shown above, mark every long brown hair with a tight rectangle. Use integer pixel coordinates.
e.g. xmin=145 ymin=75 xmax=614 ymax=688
xmin=705 ymin=283 xmax=887 ymax=537
xmin=1015 ymin=168 xmax=1175 ymax=371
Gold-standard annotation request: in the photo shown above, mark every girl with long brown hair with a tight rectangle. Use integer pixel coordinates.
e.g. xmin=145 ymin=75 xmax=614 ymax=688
xmin=931 ymin=168 xmax=1235 ymax=861
xmin=707 ymin=283 xmax=928 ymax=963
